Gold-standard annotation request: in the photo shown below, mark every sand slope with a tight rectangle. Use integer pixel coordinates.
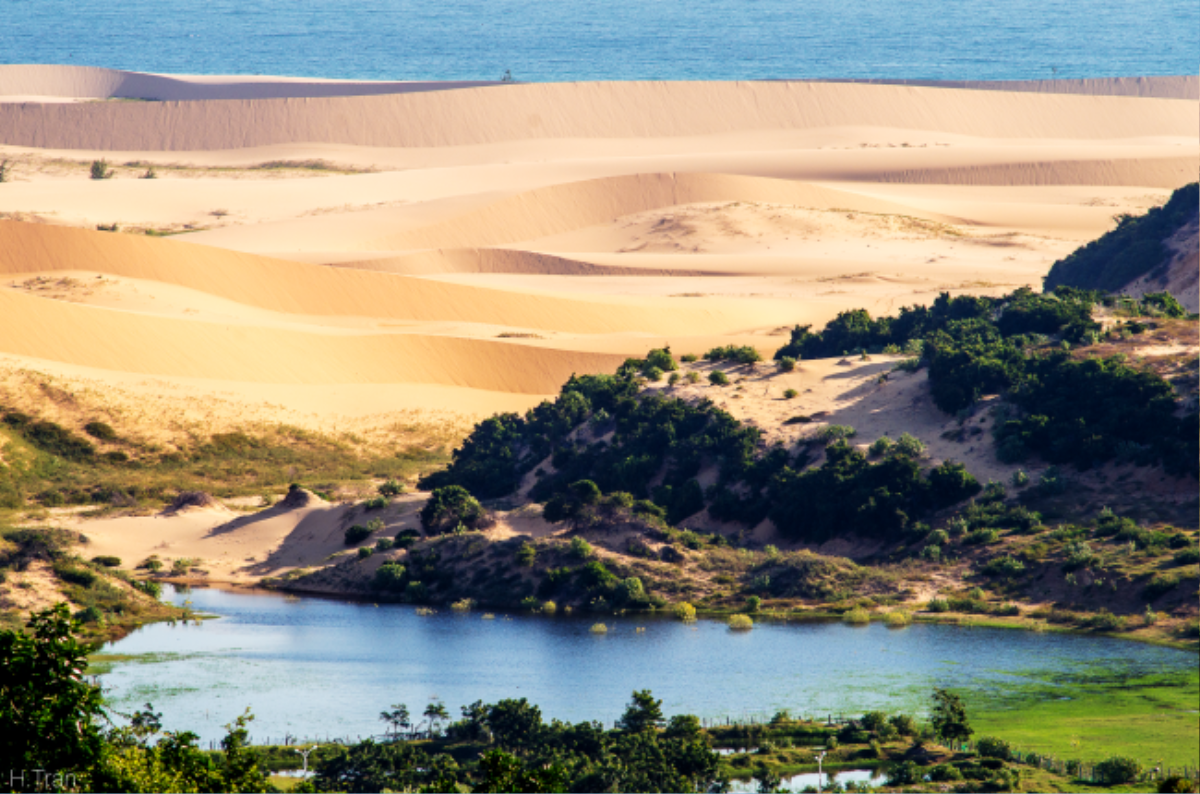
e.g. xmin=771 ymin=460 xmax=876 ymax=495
xmin=2 ymin=81 xmax=1195 ymax=151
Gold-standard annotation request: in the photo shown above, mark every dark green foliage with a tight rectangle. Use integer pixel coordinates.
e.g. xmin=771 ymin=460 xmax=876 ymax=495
xmin=344 ymin=525 xmax=372 ymax=545
xmin=83 ymin=421 xmax=117 ymax=441
xmin=17 ymin=419 xmax=97 ymax=461
xmin=976 ymin=736 xmax=1013 ymax=760
xmin=1171 ymin=547 xmax=1200 ymax=566
xmin=90 ymin=555 xmax=121 ymax=568
xmin=887 ymin=760 xmax=920 ymax=785
xmin=705 ymin=345 xmax=762 ymax=365
xmin=378 ymin=479 xmax=404 ymax=497
xmin=617 ymin=689 xmax=665 ymax=733
xmin=1045 ymin=183 xmax=1198 ymax=293
xmin=994 ymin=352 xmax=1194 ymax=474
xmin=419 ymin=485 xmax=485 ymax=533
xmin=312 ymin=739 xmax=455 ymax=793
xmin=1093 ymin=756 xmax=1141 ymax=786
xmin=90 ymin=159 xmax=113 ymax=180
xmin=767 ymin=442 xmax=978 ymax=543
xmin=930 ymin=688 xmax=972 ymax=745
xmin=708 ymin=370 xmax=730 ymax=386
xmin=0 ymin=605 xmax=105 ymax=780
xmin=1142 ymin=573 xmax=1182 ymax=601
xmin=363 ymin=496 xmax=387 ymax=510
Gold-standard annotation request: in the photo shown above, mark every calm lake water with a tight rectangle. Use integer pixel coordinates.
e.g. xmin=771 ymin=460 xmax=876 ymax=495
xmin=2 ymin=0 xmax=1196 ymax=82
xmin=95 ymin=585 xmax=1195 ymax=745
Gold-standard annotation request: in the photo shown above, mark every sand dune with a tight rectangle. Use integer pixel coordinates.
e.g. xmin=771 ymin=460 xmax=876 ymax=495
xmin=0 ymin=64 xmax=496 ymax=102
xmin=2 ymin=81 xmax=1194 ymax=151
xmin=366 ymin=173 xmax=963 ymax=251
xmin=0 ymin=221 xmax=787 ymax=335
xmin=0 ymin=72 xmax=1192 ymax=438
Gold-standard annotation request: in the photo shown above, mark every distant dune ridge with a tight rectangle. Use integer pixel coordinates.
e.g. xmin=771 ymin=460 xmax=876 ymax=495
xmin=0 ymin=67 xmax=1195 ymax=429
xmin=1 ymin=76 xmax=1196 ymax=151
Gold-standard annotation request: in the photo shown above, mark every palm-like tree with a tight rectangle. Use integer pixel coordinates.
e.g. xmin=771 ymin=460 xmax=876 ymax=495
xmin=380 ymin=703 xmax=410 ymax=740
xmin=424 ymin=701 xmax=450 ymax=736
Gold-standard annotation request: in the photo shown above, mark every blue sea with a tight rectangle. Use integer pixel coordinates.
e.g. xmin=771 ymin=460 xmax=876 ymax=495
xmin=2 ymin=0 xmax=1197 ymax=82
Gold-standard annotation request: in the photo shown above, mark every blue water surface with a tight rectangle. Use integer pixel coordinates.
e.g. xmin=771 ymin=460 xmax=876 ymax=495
xmin=3 ymin=0 xmax=1196 ymax=82
xmin=95 ymin=585 xmax=1196 ymax=745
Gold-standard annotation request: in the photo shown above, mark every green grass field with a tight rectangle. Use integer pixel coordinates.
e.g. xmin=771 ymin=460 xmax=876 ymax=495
xmin=972 ymin=669 xmax=1200 ymax=770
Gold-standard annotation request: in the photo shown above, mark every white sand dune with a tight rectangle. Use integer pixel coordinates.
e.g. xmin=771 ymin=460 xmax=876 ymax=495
xmin=0 ymin=64 xmax=496 ymax=102
xmin=0 ymin=71 xmax=1193 ymax=434
xmin=1 ymin=80 xmax=1195 ymax=151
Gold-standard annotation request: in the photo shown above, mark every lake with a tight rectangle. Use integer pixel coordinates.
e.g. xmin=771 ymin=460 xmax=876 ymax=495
xmin=95 ymin=585 xmax=1195 ymax=745
xmin=2 ymin=0 xmax=1196 ymax=82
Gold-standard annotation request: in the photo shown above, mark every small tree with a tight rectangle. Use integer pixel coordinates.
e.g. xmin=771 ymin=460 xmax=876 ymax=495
xmin=380 ymin=703 xmax=411 ymax=740
xmin=1094 ymin=756 xmax=1140 ymax=786
xmin=424 ymin=701 xmax=450 ymax=736
xmin=617 ymin=689 xmax=664 ymax=733
xmin=930 ymin=689 xmax=972 ymax=746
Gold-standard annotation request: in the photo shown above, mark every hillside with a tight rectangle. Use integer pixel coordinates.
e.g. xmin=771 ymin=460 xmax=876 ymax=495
xmin=270 ymin=289 xmax=1198 ymax=646
xmin=1044 ymin=182 xmax=1199 ymax=310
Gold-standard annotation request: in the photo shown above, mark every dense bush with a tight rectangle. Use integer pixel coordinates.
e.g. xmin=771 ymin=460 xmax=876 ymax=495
xmin=344 ymin=525 xmax=372 ymax=545
xmin=1045 ymin=183 xmax=1198 ymax=292
xmin=976 ymin=736 xmax=1013 ymax=760
xmin=1093 ymin=756 xmax=1141 ymax=786
xmin=419 ymin=486 xmax=485 ymax=533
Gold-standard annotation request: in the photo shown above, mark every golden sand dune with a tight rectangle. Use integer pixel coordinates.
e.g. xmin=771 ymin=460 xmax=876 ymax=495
xmin=0 ymin=74 xmax=1194 ymax=434
xmin=365 ymin=173 xmax=962 ymax=251
xmin=2 ymin=81 xmax=1195 ymax=151
xmin=0 ymin=220 xmax=788 ymax=335
xmin=0 ymin=288 xmax=625 ymax=393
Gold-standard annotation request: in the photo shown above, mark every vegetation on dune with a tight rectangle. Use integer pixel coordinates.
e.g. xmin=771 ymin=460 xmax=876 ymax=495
xmin=0 ymin=406 xmax=446 ymax=513
xmin=1044 ymin=183 xmax=1199 ymax=293
xmin=0 ymin=526 xmax=182 ymax=638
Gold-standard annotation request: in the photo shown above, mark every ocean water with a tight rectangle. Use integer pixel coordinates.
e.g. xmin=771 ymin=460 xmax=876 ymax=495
xmin=3 ymin=0 xmax=1197 ymax=82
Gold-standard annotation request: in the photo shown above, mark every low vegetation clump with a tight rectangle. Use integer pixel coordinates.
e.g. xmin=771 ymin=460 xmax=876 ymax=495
xmin=842 ymin=606 xmax=870 ymax=624
xmin=727 ymin=614 xmax=753 ymax=630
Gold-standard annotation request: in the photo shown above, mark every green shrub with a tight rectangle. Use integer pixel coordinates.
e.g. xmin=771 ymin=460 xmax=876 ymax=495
xmin=708 ymin=371 xmax=729 ymax=386
xmin=373 ymin=562 xmax=407 ymax=591
xmin=728 ymin=614 xmax=753 ymax=630
xmin=378 ymin=480 xmax=405 ymax=497
xmin=1172 ymin=547 xmax=1200 ymax=566
xmin=925 ymin=598 xmax=949 ymax=612
xmin=680 ymin=353 xmax=698 ymax=363
xmin=843 ymin=606 xmax=870 ymax=624
xmin=90 ymin=160 xmax=113 ymax=180
xmin=405 ymin=581 xmax=428 ymax=603
xmin=674 ymin=602 xmax=696 ymax=621
xmin=644 ymin=366 xmax=664 ymax=381
xmin=1093 ymin=756 xmax=1141 ymax=786
xmin=778 ymin=357 xmax=796 ymax=372
xmin=569 ymin=536 xmax=594 ymax=559
xmin=976 ymin=736 xmax=1012 ymax=760
xmin=132 ymin=579 xmax=161 ymax=599
xmin=53 ymin=564 xmax=96 ymax=587
xmin=820 ymin=425 xmax=856 ymax=443
xmin=782 ymin=388 xmax=798 ymax=399
xmin=1142 ymin=573 xmax=1179 ymax=601
xmin=90 ymin=556 xmax=121 ymax=568
xmin=357 ymin=547 xmax=374 ymax=559
xmin=75 ymin=606 xmax=104 ymax=624
xmin=705 ymin=345 xmax=762 ymax=365
xmin=981 ymin=555 xmax=1025 ymax=578
xmin=869 ymin=437 xmax=893 ymax=457
xmin=420 ymin=485 xmax=485 ymax=533
xmin=83 ymin=422 xmax=117 ymax=441
xmin=364 ymin=496 xmax=388 ymax=510
xmin=375 ymin=538 xmax=394 ymax=552
xmin=894 ymin=432 xmax=925 ymax=458
xmin=964 ymin=528 xmax=1000 ymax=546
xmin=929 ymin=764 xmax=963 ymax=781
xmin=344 ymin=525 xmax=372 ymax=545
xmin=516 ymin=542 xmax=537 ymax=566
